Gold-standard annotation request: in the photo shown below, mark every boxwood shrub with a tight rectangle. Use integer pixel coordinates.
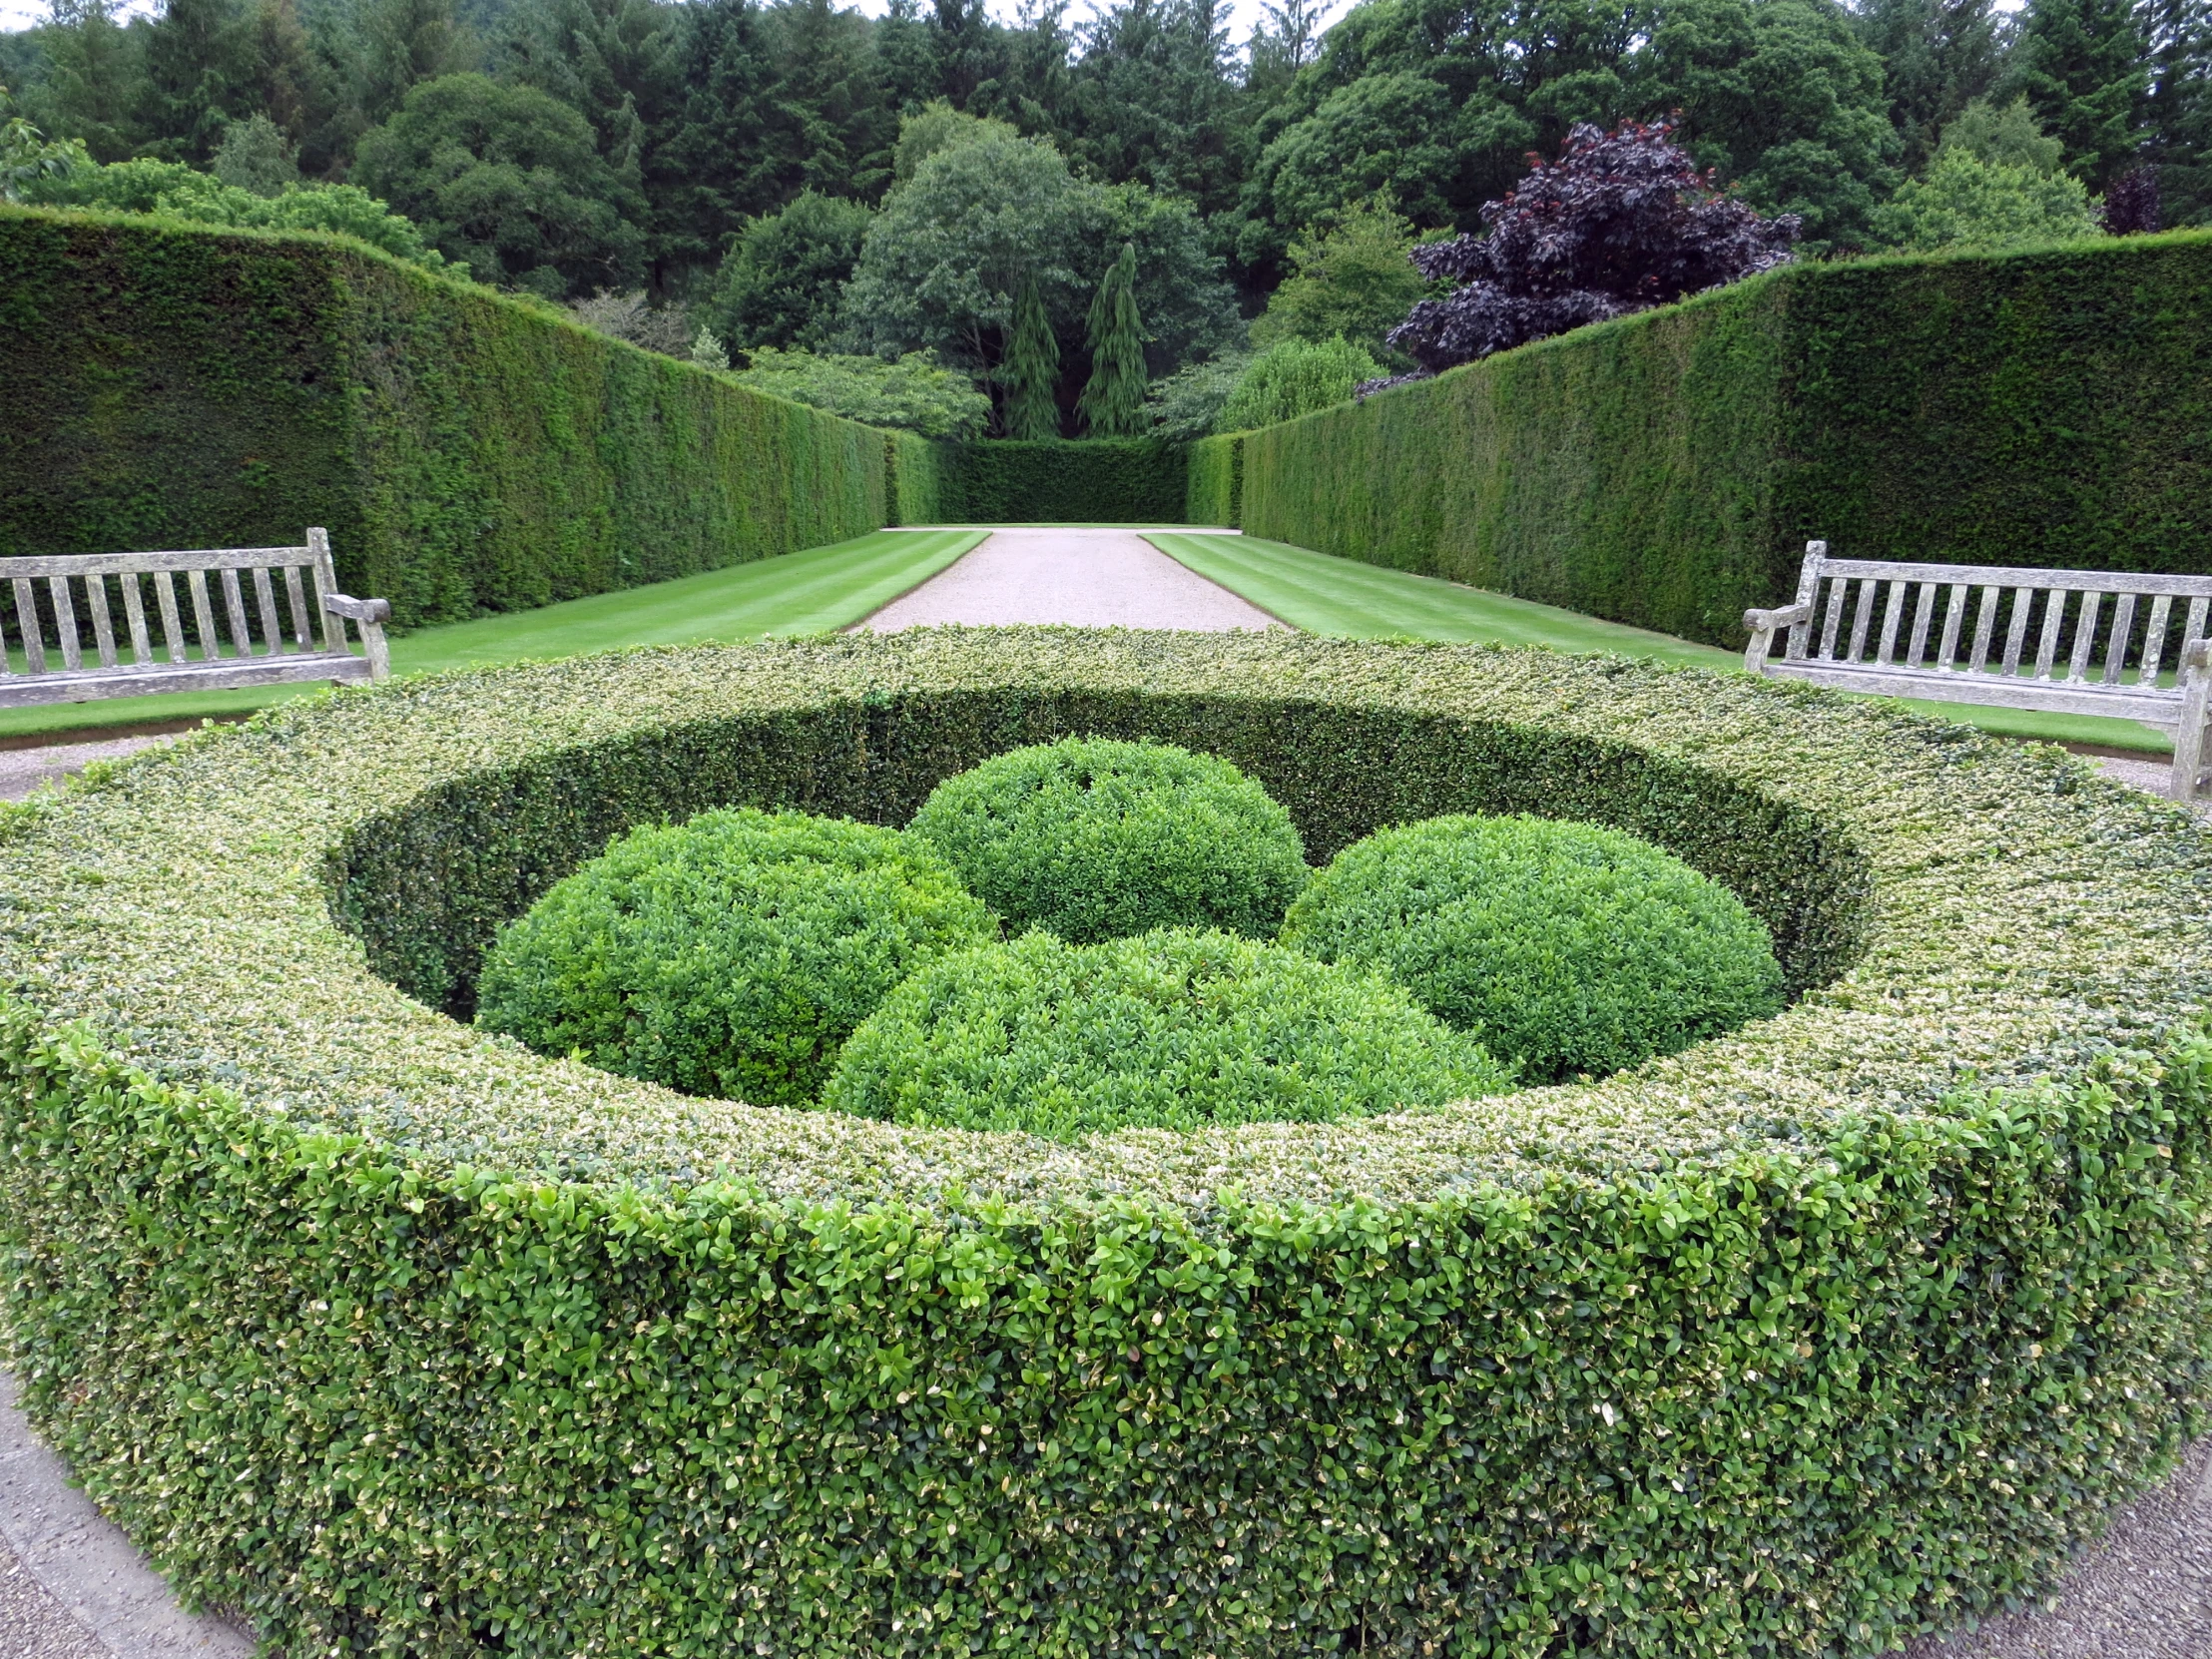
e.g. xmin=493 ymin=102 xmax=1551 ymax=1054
xmin=826 ymin=926 xmax=1508 ymax=1139
xmin=0 ymin=630 xmax=2208 ymax=1658
xmin=904 ymin=737 xmax=1309 ymax=943
xmin=475 ymin=808 xmax=997 ymax=1106
xmin=1282 ymin=813 xmax=1786 ymax=1083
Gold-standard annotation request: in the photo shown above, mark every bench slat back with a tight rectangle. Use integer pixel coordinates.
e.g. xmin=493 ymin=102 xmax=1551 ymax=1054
xmin=1786 ymin=546 xmax=2211 ymax=691
xmin=0 ymin=531 xmax=345 ymax=680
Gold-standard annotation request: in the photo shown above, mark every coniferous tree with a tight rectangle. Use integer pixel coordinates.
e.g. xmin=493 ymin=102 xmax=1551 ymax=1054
xmin=999 ymin=270 xmax=1062 ymax=438
xmin=1853 ymin=0 xmax=2004 ymax=175
xmin=2007 ymin=0 xmax=2153 ymax=185
xmin=2142 ymin=0 xmax=2212 ymax=219
xmin=1078 ymin=240 xmax=1148 ymax=436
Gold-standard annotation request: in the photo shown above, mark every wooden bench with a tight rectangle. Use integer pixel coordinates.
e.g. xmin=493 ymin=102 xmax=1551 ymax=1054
xmin=0 ymin=528 xmax=390 ymax=710
xmin=1744 ymin=542 xmax=2212 ymax=803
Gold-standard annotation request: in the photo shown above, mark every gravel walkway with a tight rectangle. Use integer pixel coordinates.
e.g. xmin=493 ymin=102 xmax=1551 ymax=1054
xmin=0 ymin=736 xmax=177 ymax=804
xmin=859 ymin=528 xmax=1282 ymax=632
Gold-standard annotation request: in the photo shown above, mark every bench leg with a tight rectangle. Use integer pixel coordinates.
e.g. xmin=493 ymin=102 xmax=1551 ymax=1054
xmin=2173 ymin=643 xmax=2211 ymax=804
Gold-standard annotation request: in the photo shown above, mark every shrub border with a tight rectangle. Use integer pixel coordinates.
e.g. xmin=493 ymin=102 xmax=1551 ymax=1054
xmin=1 ymin=630 xmax=2209 ymax=1656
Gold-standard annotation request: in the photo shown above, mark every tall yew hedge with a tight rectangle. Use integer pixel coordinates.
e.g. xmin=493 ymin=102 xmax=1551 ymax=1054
xmin=1240 ymin=230 xmax=2212 ymax=647
xmin=0 ymin=208 xmax=894 ymax=628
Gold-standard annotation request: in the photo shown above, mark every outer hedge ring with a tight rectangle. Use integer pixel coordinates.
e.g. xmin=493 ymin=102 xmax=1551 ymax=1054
xmin=0 ymin=629 xmax=2207 ymax=1657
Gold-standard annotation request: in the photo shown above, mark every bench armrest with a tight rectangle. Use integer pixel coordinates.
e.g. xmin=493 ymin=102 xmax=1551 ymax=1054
xmin=322 ymin=592 xmax=392 ymax=681
xmin=322 ymin=593 xmax=391 ymax=625
xmin=1741 ymin=602 xmax=1815 ymax=673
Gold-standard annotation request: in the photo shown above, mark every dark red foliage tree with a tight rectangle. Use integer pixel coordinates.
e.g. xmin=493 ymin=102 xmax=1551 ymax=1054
xmin=1379 ymin=120 xmax=1802 ymax=382
xmin=2100 ymin=165 xmax=2161 ymax=234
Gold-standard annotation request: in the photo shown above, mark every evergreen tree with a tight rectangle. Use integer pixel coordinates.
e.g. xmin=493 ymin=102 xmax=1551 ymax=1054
xmin=999 ymin=271 xmax=1062 ymax=438
xmin=2142 ymin=0 xmax=2212 ymax=219
xmin=1078 ymin=240 xmax=1148 ymax=437
xmin=24 ymin=0 xmax=146 ymax=163
xmin=2006 ymin=0 xmax=2152 ymax=186
xmin=138 ymin=0 xmax=258 ymax=162
xmin=1853 ymin=0 xmax=2004 ymax=175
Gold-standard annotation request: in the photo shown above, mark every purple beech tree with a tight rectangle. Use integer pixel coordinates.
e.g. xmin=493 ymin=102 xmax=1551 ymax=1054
xmin=1376 ymin=120 xmax=1803 ymax=386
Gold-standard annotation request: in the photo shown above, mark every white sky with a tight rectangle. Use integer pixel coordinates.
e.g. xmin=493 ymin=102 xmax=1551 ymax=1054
xmin=2 ymin=0 xmax=1318 ymax=54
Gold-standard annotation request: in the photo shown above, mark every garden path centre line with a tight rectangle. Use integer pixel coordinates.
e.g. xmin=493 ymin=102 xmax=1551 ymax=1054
xmin=859 ymin=528 xmax=1283 ymax=632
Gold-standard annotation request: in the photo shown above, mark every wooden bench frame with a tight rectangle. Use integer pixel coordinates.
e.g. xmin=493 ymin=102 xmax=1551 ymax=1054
xmin=0 ymin=528 xmax=390 ymax=710
xmin=1745 ymin=542 xmax=2212 ymax=803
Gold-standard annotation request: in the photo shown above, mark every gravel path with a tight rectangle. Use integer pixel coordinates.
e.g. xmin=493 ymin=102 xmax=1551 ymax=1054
xmin=1905 ymin=1439 xmax=2212 ymax=1657
xmin=859 ymin=528 xmax=1283 ymax=632
xmin=0 ymin=736 xmax=177 ymax=804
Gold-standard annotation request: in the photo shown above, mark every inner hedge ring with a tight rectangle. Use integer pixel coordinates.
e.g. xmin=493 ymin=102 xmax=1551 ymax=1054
xmin=327 ymin=689 xmax=1869 ymax=1025
xmin=1 ymin=629 xmax=2208 ymax=1659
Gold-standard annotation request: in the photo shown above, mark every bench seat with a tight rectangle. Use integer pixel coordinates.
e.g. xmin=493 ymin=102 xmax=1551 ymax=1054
xmin=0 ymin=530 xmax=389 ymax=711
xmin=1745 ymin=543 xmax=2211 ymax=803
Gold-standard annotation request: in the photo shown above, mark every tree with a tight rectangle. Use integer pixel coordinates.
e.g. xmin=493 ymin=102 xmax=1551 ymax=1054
xmin=731 ymin=347 xmax=993 ymax=438
xmin=352 ymin=72 xmax=646 ymax=292
xmin=24 ymin=0 xmax=147 ymax=163
xmin=1143 ymin=347 xmax=1249 ymax=437
xmin=567 ymin=288 xmax=696 ymax=353
xmin=1078 ymin=240 xmax=1148 ymax=436
xmin=1385 ymin=120 xmax=1800 ymax=375
xmin=212 ymin=109 xmax=296 ymax=192
xmin=836 ymin=129 xmax=1091 ymax=369
xmin=2141 ymin=0 xmax=2212 ymax=221
xmin=1251 ymin=199 xmax=1428 ymax=356
xmin=1872 ymin=145 xmax=2103 ymax=245
xmin=1218 ymin=336 xmax=1380 ymax=429
xmin=998 ymin=271 xmax=1061 ymax=438
xmin=1 ymin=82 xmax=89 ymax=202
xmin=1852 ymin=0 xmax=2004 ymax=176
xmin=1064 ymin=0 xmax=1242 ymax=217
xmin=1250 ymin=71 xmax=1464 ymax=238
xmin=137 ymin=0 xmax=258 ymax=162
xmin=892 ymin=97 xmax=1017 ymax=180
xmin=24 ymin=152 xmax=452 ymax=265
xmin=2005 ymin=0 xmax=2152 ymax=186
xmin=702 ymin=189 xmax=872 ymax=349
xmin=1632 ymin=0 xmax=1901 ymax=250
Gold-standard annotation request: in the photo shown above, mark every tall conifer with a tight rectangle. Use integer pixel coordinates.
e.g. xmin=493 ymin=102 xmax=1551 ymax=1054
xmin=1078 ymin=241 xmax=1148 ymax=437
xmin=999 ymin=271 xmax=1062 ymax=439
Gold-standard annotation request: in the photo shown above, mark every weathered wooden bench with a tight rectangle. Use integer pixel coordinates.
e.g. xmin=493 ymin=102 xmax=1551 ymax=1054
xmin=1744 ymin=542 xmax=2212 ymax=803
xmin=0 ymin=528 xmax=390 ymax=709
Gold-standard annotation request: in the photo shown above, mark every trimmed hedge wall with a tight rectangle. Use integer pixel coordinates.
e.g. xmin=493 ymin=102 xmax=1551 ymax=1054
xmin=3 ymin=632 xmax=2210 ymax=1655
xmin=924 ymin=438 xmax=1192 ymax=523
xmin=0 ymin=208 xmax=894 ymax=629
xmin=884 ymin=430 xmax=951 ymax=528
xmin=1242 ymin=230 xmax=2212 ymax=647
xmin=1186 ymin=431 xmax=1243 ymax=527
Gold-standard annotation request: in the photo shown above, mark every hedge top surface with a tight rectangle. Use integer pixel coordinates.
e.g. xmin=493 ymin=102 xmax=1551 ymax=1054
xmin=3 ymin=628 xmax=2207 ymax=1213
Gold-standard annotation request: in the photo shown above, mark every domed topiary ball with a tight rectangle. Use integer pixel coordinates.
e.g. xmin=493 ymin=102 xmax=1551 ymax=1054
xmin=476 ymin=809 xmax=998 ymax=1106
xmin=903 ymin=738 xmax=1309 ymax=943
xmin=823 ymin=926 xmax=1510 ymax=1141
xmin=1281 ymin=814 xmax=1785 ymax=1084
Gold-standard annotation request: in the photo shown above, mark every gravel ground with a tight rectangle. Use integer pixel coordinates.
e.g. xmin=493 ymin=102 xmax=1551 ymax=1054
xmin=2090 ymin=751 xmax=2210 ymax=815
xmin=1904 ymin=1439 xmax=2212 ymax=1657
xmin=0 ymin=735 xmax=177 ymax=804
xmin=859 ymin=528 xmax=1283 ymax=632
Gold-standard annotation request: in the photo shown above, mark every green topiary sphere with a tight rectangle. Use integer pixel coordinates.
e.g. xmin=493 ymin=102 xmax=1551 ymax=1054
xmin=903 ymin=738 xmax=1308 ymax=943
xmin=824 ymin=926 xmax=1511 ymax=1140
xmin=476 ymin=808 xmax=997 ymax=1105
xmin=1281 ymin=814 xmax=1785 ymax=1083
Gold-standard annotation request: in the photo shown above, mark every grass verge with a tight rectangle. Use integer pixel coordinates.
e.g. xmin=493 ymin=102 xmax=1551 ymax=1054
xmin=0 ymin=529 xmax=983 ymax=741
xmin=1152 ymin=532 xmax=2175 ymax=754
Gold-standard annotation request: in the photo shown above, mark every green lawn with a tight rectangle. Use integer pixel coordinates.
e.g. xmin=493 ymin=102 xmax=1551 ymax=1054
xmin=1152 ymin=532 xmax=2174 ymax=754
xmin=0 ymin=529 xmax=983 ymax=741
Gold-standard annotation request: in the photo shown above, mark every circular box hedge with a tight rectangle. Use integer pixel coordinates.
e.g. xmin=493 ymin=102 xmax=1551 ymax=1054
xmin=0 ymin=629 xmax=2208 ymax=1658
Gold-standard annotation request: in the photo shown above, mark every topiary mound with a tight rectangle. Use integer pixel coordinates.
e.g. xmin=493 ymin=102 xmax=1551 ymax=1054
xmin=827 ymin=926 xmax=1509 ymax=1140
xmin=1 ymin=631 xmax=2208 ymax=1658
xmin=476 ymin=808 xmax=995 ymax=1106
xmin=1282 ymin=813 xmax=1786 ymax=1082
xmin=903 ymin=737 xmax=1308 ymax=942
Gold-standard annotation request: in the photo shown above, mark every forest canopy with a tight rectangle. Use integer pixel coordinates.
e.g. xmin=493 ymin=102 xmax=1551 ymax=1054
xmin=3 ymin=0 xmax=2205 ymax=437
